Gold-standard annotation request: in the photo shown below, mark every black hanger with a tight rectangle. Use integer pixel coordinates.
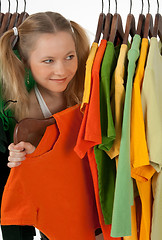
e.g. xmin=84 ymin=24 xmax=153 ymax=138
xmin=16 ymin=0 xmax=29 ymax=27
xmin=7 ymin=0 xmax=20 ymax=30
xmin=109 ymin=0 xmax=124 ymax=43
xmin=136 ymin=0 xmax=145 ymax=36
xmin=143 ymin=0 xmax=153 ymax=39
xmin=123 ymin=0 xmax=136 ymax=44
xmin=0 ymin=0 xmax=12 ymax=36
xmin=94 ymin=0 xmax=105 ymax=43
xmin=153 ymin=0 xmax=162 ymax=42
xmin=103 ymin=0 xmax=113 ymax=40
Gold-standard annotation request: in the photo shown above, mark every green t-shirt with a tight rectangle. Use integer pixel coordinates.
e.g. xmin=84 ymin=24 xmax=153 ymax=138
xmin=111 ymin=34 xmax=141 ymax=237
xmin=94 ymin=41 xmax=121 ymax=225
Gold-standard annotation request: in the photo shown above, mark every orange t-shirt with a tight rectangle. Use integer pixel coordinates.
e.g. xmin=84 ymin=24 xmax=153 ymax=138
xmin=75 ymin=40 xmax=121 ymax=240
xmin=1 ymin=105 xmax=99 ymax=240
xmin=75 ymin=39 xmax=107 ymax=158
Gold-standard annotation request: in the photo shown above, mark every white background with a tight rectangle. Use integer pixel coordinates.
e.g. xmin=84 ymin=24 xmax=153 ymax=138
xmin=1 ymin=0 xmax=162 ymax=43
xmin=0 ymin=0 xmax=161 ymax=239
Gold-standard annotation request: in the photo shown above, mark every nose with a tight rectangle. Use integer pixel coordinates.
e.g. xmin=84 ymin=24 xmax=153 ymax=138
xmin=53 ymin=61 xmax=66 ymax=76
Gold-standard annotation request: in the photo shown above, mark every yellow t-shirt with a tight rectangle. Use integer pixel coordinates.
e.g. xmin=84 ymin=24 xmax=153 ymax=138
xmin=80 ymin=42 xmax=98 ymax=111
xmin=131 ymin=38 xmax=155 ymax=240
xmin=131 ymin=38 xmax=155 ymax=180
xmin=107 ymin=44 xmax=127 ymax=159
xmin=141 ymin=37 xmax=162 ymax=240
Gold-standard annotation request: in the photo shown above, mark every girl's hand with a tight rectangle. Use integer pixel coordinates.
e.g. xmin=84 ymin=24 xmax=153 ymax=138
xmin=8 ymin=141 xmax=36 ymax=168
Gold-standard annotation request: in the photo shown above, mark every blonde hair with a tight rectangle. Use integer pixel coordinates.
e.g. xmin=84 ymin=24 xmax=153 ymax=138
xmin=0 ymin=12 xmax=90 ymax=120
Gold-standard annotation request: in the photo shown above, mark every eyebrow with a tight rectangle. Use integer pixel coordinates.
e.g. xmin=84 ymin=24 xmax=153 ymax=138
xmin=65 ymin=51 xmax=76 ymax=55
xmin=42 ymin=51 xmax=76 ymax=59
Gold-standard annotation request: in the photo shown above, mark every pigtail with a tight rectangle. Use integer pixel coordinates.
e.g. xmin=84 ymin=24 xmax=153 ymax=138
xmin=65 ymin=21 xmax=90 ymax=107
xmin=0 ymin=29 xmax=29 ymax=120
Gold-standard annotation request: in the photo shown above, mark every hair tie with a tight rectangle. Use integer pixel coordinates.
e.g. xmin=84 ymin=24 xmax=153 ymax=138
xmin=70 ymin=24 xmax=74 ymax=34
xmin=13 ymin=27 xmax=18 ymax=36
xmin=68 ymin=20 xmax=74 ymax=34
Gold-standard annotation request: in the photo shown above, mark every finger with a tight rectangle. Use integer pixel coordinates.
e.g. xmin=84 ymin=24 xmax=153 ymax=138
xmin=13 ymin=142 xmax=35 ymax=154
xmin=8 ymin=143 xmax=24 ymax=152
xmin=7 ymin=162 xmax=21 ymax=168
xmin=8 ymin=156 xmax=26 ymax=162
xmin=9 ymin=151 xmax=26 ymax=158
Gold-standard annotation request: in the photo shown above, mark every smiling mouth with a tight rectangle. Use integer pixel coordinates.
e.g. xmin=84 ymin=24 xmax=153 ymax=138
xmin=49 ymin=78 xmax=67 ymax=82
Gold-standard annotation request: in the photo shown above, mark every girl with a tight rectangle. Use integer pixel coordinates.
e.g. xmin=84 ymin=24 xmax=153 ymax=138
xmin=0 ymin=11 xmax=98 ymax=240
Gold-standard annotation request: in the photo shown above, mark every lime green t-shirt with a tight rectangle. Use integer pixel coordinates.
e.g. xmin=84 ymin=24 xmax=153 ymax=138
xmin=111 ymin=34 xmax=141 ymax=237
xmin=94 ymin=41 xmax=121 ymax=225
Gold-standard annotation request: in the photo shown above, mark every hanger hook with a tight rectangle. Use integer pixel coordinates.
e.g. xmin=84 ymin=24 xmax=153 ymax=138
xmin=8 ymin=0 xmax=11 ymax=12
xmin=3 ymin=100 xmax=18 ymax=124
xmin=115 ymin=0 xmax=117 ymax=13
xmin=0 ymin=0 xmax=1 ymax=13
xmin=16 ymin=0 xmax=18 ymax=13
xmin=157 ymin=0 xmax=159 ymax=13
xmin=141 ymin=0 xmax=144 ymax=14
xmin=129 ymin=0 xmax=132 ymax=13
xmin=24 ymin=0 xmax=26 ymax=12
xmin=147 ymin=0 xmax=150 ymax=13
xmin=108 ymin=0 xmax=110 ymax=13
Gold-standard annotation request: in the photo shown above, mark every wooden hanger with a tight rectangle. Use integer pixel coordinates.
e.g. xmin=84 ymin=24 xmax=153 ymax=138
xmin=102 ymin=0 xmax=113 ymax=40
xmin=13 ymin=117 xmax=55 ymax=146
xmin=0 ymin=0 xmax=4 ymax=28
xmin=109 ymin=13 xmax=124 ymax=43
xmin=143 ymin=0 xmax=153 ymax=39
xmin=3 ymin=100 xmax=56 ymax=147
xmin=153 ymin=13 xmax=162 ymax=42
xmin=7 ymin=0 xmax=19 ymax=30
xmin=143 ymin=13 xmax=153 ymax=39
xmin=136 ymin=0 xmax=145 ymax=36
xmin=15 ymin=0 xmax=29 ymax=27
xmin=122 ymin=0 xmax=136 ymax=45
xmin=0 ymin=12 xmax=4 ymax=28
xmin=94 ymin=0 xmax=105 ymax=43
xmin=123 ymin=15 xmax=136 ymax=45
xmin=153 ymin=0 xmax=162 ymax=42
xmin=16 ymin=11 xmax=29 ymax=27
xmin=0 ymin=0 xmax=12 ymax=36
xmin=7 ymin=12 xmax=19 ymax=29
xmin=12 ymin=0 xmax=29 ymax=48
xmin=94 ymin=13 xmax=105 ymax=43
xmin=136 ymin=14 xmax=145 ymax=36
xmin=108 ymin=0 xmax=124 ymax=43
xmin=103 ymin=13 xmax=113 ymax=40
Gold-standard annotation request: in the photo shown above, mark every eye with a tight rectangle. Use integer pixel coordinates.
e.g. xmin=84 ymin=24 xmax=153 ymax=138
xmin=43 ymin=59 xmax=54 ymax=63
xmin=66 ymin=55 xmax=75 ymax=60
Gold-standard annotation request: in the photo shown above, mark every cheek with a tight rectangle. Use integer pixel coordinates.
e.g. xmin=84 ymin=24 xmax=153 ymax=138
xmin=71 ymin=59 xmax=78 ymax=75
xmin=30 ymin=65 xmax=48 ymax=80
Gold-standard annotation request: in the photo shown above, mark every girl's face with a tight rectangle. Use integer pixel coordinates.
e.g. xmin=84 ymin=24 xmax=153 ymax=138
xmin=28 ymin=31 xmax=78 ymax=94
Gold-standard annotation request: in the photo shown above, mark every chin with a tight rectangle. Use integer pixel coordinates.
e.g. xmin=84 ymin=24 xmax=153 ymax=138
xmin=52 ymin=86 xmax=68 ymax=93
